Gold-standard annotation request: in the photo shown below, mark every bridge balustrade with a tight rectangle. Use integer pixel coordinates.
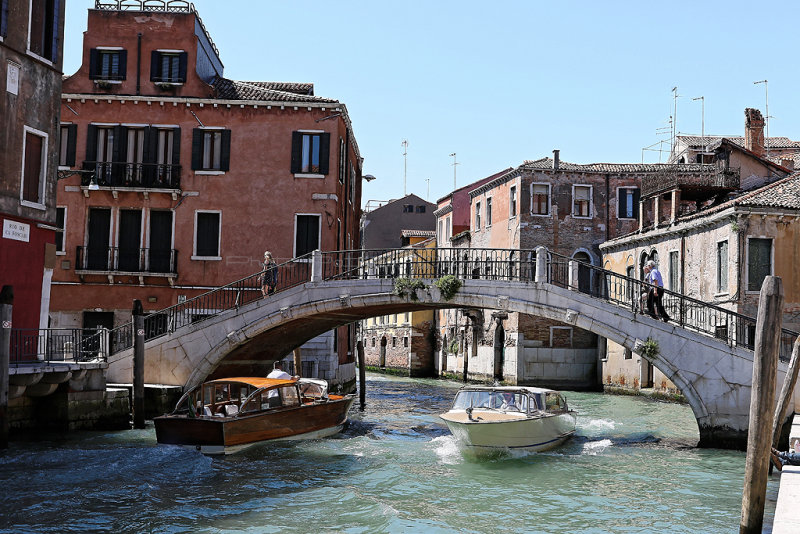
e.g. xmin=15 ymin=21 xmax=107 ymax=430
xmin=8 ymin=328 xmax=109 ymax=363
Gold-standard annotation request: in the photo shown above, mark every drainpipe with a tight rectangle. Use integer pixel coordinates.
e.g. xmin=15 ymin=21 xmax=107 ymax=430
xmin=136 ymin=33 xmax=142 ymax=96
xmin=605 ymin=174 xmax=610 ymax=243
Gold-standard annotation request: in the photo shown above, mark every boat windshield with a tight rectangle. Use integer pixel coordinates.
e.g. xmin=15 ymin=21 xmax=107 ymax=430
xmin=452 ymin=390 xmax=529 ymax=412
xmin=545 ymin=392 xmax=568 ymax=412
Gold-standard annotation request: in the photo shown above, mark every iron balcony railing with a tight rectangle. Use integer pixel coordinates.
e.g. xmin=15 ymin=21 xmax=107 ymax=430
xmin=641 ymin=165 xmax=740 ymax=198
xmin=81 ymin=161 xmax=181 ymax=189
xmin=9 ymin=328 xmax=110 ymax=364
xmin=107 ymin=253 xmax=313 ymax=353
xmin=75 ymin=246 xmax=178 ymax=274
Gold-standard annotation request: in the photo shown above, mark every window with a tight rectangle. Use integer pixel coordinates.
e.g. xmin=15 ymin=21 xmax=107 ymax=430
xmin=295 ymin=214 xmax=321 ymax=257
xmin=350 ymin=164 xmax=356 ymax=203
xmin=1 ymin=0 xmax=8 ymax=39
xmin=58 ymin=124 xmax=76 ymax=167
xmin=486 ymin=198 xmax=492 ymax=226
xmin=21 ymin=126 xmax=47 ymax=207
xmin=402 ymin=204 xmax=413 ymax=213
xmin=438 ymin=220 xmax=443 ymax=244
xmin=290 ymin=131 xmax=330 ymax=175
xmin=124 ymin=128 xmax=145 ymax=184
xmin=475 ymin=202 xmax=481 ymax=229
xmin=89 ymin=48 xmax=126 ymax=80
xmin=404 ymin=336 xmax=409 ymax=347
xmin=194 ymin=211 xmax=221 ymax=258
xmin=747 ymin=238 xmax=772 ymax=292
xmin=29 ymin=0 xmax=60 ymax=62
xmin=445 ymin=217 xmax=451 ymax=241
xmin=669 ymin=251 xmax=679 ymax=291
xmin=573 ymin=185 xmax=591 ymax=217
xmin=55 ymin=206 xmax=66 ymax=254
xmin=191 ymin=128 xmax=231 ymax=172
xmin=392 ymin=337 xmax=396 ymax=347
xmin=416 ymin=205 xmax=426 ymax=213
xmin=531 ymin=183 xmax=550 ymax=215
xmin=510 ymin=186 xmax=517 ymax=217
xmin=716 ymin=241 xmax=728 ymax=293
xmin=618 ymin=188 xmax=640 ymax=219
xmin=338 ymin=138 xmax=345 ymax=183
xmin=150 ymin=50 xmax=187 ymax=83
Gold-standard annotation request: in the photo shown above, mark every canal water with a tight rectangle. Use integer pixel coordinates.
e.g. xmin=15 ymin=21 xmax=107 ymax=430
xmin=0 ymin=373 xmax=779 ymax=533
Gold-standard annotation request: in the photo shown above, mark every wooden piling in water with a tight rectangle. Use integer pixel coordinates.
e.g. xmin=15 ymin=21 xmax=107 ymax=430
xmin=132 ymin=299 xmax=145 ymax=429
xmin=357 ymin=340 xmax=366 ymax=409
xmin=740 ymin=276 xmax=783 ymax=534
xmin=0 ymin=286 xmax=12 ymax=449
xmin=293 ymin=348 xmax=302 ymax=378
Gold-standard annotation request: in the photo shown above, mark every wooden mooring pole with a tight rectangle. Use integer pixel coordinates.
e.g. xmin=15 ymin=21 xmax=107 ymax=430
xmin=357 ymin=340 xmax=366 ymax=410
xmin=0 ymin=286 xmax=12 ymax=449
xmin=132 ymin=300 xmax=145 ymax=429
xmin=293 ymin=348 xmax=302 ymax=378
xmin=740 ymin=276 xmax=783 ymax=534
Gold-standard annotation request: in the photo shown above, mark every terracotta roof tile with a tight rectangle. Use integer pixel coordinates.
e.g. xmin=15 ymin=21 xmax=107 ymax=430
xmin=521 ymin=158 xmax=710 ymax=174
xmin=211 ymin=77 xmax=338 ymax=104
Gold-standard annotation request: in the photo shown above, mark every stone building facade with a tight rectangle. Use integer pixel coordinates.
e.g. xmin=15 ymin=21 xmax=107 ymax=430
xmin=601 ymin=109 xmax=798 ymax=394
xmin=0 ymin=0 xmax=65 ymax=331
xmin=50 ymin=2 xmax=363 ymax=389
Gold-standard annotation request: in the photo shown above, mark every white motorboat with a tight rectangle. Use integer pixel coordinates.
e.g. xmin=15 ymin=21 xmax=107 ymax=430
xmin=439 ymin=386 xmax=577 ymax=454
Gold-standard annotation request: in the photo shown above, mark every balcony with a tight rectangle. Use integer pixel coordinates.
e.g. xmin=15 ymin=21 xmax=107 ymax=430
xmin=75 ymin=246 xmax=178 ymax=283
xmin=81 ymin=161 xmax=181 ymax=192
xmin=641 ymin=164 xmax=740 ymax=200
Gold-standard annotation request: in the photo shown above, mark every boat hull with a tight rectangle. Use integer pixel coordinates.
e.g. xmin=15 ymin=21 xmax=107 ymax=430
xmin=440 ymin=410 xmax=576 ymax=453
xmin=154 ymin=395 xmax=355 ymax=455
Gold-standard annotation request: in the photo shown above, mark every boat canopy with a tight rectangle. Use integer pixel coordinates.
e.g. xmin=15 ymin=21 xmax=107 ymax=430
xmin=204 ymin=377 xmax=297 ymax=389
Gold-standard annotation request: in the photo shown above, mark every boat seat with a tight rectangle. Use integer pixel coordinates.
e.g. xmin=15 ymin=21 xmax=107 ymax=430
xmin=224 ymin=404 xmax=239 ymax=417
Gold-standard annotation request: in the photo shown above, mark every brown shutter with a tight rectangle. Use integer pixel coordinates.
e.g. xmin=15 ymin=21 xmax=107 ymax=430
xmin=319 ymin=133 xmax=330 ymax=175
xmin=66 ymin=124 xmax=77 ymax=166
xmin=290 ymin=132 xmax=302 ymax=173
xmin=220 ymin=129 xmax=231 ymax=171
xmin=191 ymin=129 xmax=203 ymax=170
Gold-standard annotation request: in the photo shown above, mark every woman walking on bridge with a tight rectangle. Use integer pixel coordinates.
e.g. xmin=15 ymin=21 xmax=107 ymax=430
xmin=261 ymin=251 xmax=278 ymax=296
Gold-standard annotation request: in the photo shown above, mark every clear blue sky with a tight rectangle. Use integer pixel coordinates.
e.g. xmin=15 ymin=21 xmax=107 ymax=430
xmin=63 ymin=1 xmax=800 ymax=206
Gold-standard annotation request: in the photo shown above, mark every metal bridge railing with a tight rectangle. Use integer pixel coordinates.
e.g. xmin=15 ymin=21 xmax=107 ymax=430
xmin=9 ymin=328 xmax=109 ymax=364
xmin=546 ymin=250 xmax=798 ymax=362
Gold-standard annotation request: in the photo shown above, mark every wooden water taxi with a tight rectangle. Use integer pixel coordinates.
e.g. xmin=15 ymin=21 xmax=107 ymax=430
xmin=154 ymin=376 xmax=355 ymax=455
xmin=439 ymin=386 xmax=576 ymax=454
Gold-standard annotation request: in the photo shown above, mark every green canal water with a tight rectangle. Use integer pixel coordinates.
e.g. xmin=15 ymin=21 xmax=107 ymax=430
xmin=0 ymin=373 xmax=780 ymax=533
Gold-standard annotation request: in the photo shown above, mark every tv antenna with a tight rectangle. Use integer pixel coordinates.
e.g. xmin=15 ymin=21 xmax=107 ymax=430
xmin=449 ymin=152 xmax=458 ymax=190
xmin=692 ymin=96 xmax=705 ymax=153
xmin=671 ymin=87 xmax=681 ymax=152
xmin=754 ymin=80 xmax=769 ymax=156
xmin=401 ymin=139 xmax=408 ymax=196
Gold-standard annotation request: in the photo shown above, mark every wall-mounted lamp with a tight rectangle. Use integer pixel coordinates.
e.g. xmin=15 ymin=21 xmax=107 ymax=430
xmin=363 ymin=174 xmax=376 ymax=182
xmin=87 ymin=179 xmax=100 ymax=191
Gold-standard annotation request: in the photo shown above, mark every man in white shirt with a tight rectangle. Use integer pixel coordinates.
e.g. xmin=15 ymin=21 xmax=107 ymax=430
xmin=267 ymin=361 xmax=291 ymax=380
xmin=644 ymin=260 xmax=670 ymax=322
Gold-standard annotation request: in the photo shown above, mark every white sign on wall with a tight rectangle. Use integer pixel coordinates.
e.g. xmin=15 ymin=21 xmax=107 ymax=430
xmin=6 ymin=61 xmax=20 ymax=95
xmin=3 ymin=219 xmax=30 ymax=242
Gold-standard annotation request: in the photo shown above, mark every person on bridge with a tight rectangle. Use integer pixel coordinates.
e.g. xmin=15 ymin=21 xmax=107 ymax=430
xmin=261 ymin=251 xmax=278 ymax=296
xmin=644 ymin=260 xmax=670 ymax=323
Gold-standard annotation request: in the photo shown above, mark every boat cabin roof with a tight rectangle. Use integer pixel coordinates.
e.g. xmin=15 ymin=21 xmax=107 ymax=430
xmin=204 ymin=377 xmax=297 ymax=389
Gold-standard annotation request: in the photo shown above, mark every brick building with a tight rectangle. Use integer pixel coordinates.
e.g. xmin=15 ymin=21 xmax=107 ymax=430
xmin=601 ymin=109 xmax=797 ymax=393
xmin=51 ymin=1 xmax=363 ymax=389
xmin=0 ymin=0 xmax=65 ymax=330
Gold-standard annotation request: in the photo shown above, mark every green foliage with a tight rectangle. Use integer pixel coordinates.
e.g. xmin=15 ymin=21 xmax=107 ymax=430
xmin=434 ymin=275 xmax=462 ymax=301
xmin=641 ymin=338 xmax=659 ymax=359
xmin=448 ymin=339 xmax=459 ymax=354
xmin=393 ymin=278 xmax=426 ymax=301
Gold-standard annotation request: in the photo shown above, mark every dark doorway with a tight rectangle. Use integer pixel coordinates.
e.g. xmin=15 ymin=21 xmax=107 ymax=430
xmin=118 ymin=209 xmax=142 ymax=271
xmin=82 ymin=311 xmax=114 ymax=358
xmin=493 ymin=320 xmax=505 ymax=381
xmin=379 ymin=336 xmax=387 ymax=367
xmin=149 ymin=210 xmax=173 ymax=272
xmin=574 ymin=251 xmax=592 ymax=294
xmin=86 ymin=208 xmax=111 ymax=270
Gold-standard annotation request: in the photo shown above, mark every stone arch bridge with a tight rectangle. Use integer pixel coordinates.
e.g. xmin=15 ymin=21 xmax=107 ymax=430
xmin=105 ymin=247 xmax=797 ymax=449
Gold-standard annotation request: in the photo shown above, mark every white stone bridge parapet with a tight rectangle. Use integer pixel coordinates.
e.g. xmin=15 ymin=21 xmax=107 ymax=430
xmin=107 ymin=266 xmax=791 ymax=450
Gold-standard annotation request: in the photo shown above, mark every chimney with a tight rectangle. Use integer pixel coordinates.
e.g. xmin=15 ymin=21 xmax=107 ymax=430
xmin=744 ymin=108 xmax=765 ymax=157
xmin=781 ymin=158 xmax=795 ymax=171
xmin=553 ymin=149 xmax=560 ymax=171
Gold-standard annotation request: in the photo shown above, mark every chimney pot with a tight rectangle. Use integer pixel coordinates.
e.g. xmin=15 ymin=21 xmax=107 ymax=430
xmin=744 ymin=108 xmax=765 ymax=157
xmin=553 ymin=149 xmax=560 ymax=171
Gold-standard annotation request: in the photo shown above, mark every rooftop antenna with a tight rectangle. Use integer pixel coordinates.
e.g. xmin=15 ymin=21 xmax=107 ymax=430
xmin=671 ymin=87 xmax=681 ymax=153
xmin=401 ymin=139 xmax=408 ymax=196
xmin=449 ymin=152 xmax=458 ymax=190
xmin=692 ymin=96 xmax=705 ymax=154
xmin=754 ymin=80 xmax=769 ymax=156
xmin=425 ymin=178 xmax=430 ymax=201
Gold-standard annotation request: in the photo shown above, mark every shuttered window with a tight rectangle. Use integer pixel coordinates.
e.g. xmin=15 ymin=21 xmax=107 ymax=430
xmin=58 ymin=124 xmax=77 ymax=167
xmin=475 ymin=202 xmax=481 ymax=230
xmin=150 ymin=51 xmax=187 ymax=83
xmin=510 ymin=186 xmax=517 ymax=217
xmin=532 ymin=184 xmax=549 ymax=215
xmin=290 ymin=132 xmax=330 ymax=175
xmin=22 ymin=129 xmax=46 ymax=205
xmin=55 ymin=207 xmax=66 ymax=253
xmin=747 ymin=238 xmax=772 ymax=291
xmin=29 ymin=0 xmax=60 ymax=62
xmin=191 ymin=128 xmax=231 ymax=171
xmin=89 ymin=49 xmax=127 ymax=80
xmin=573 ymin=185 xmax=591 ymax=217
xmin=295 ymin=215 xmax=320 ymax=257
xmin=716 ymin=241 xmax=728 ymax=293
xmin=1 ymin=0 xmax=9 ymax=38
xmin=618 ymin=187 xmax=640 ymax=219
xmin=195 ymin=212 xmax=221 ymax=258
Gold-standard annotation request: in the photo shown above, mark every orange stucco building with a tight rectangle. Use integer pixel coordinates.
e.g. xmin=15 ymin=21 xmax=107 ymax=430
xmin=51 ymin=1 xmax=363 ymax=388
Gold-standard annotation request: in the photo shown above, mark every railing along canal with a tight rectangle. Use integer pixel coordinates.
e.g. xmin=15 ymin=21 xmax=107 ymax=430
xmin=12 ymin=247 xmax=795 ymax=362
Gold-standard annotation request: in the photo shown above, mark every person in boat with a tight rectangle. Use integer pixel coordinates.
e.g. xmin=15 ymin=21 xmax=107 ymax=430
xmin=771 ymin=445 xmax=800 ymax=471
xmin=500 ymin=392 xmax=519 ymax=411
xmin=266 ymin=361 xmax=291 ymax=407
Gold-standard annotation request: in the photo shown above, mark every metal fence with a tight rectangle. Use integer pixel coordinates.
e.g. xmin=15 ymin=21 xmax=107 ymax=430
xmin=9 ymin=328 xmax=109 ymax=364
